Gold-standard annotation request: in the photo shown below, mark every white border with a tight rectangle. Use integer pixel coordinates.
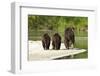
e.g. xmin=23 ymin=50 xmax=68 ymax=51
xmin=11 ymin=2 xmax=97 ymax=74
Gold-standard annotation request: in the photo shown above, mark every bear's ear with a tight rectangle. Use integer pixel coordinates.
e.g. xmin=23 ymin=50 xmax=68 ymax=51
xmin=71 ymin=27 xmax=75 ymax=32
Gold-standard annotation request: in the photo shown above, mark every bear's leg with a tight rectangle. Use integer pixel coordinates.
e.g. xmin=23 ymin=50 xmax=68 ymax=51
xmin=46 ymin=42 xmax=50 ymax=50
xmin=64 ymin=40 xmax=69 ymax=49
xmin=52 ymin=41 xmax=55 ymax=50
xmin=56 ymin=42 xmax=61 ymax=50
xmin=42 ymin=41 xmax=46 ymax=50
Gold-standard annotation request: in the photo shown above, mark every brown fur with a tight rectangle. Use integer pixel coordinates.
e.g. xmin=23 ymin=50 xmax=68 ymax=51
xmin=52 ymin=33 xmax=61 ymax=50
xmin=42 ymin=33 xmax=51 ymax=50
xmin=64 ymin=27 xmax=75 ymax=49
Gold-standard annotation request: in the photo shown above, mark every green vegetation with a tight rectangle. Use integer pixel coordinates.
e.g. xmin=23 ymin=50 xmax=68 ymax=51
xmin=75 ymin=37 xmax=88 ymax=49
xmin=74 ymin=51 xmax=88 ymax=59
xmin=28 ymin=15 xmax=88 ymax=38
xmin=28 ymin=15 xmax=88 ymax=59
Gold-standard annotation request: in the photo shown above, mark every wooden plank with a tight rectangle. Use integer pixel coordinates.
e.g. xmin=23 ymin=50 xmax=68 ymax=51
xmin=28 ymin=41 xmax=87 ymax=60
xmin=29 ymin=49 xmax=86 ymax=60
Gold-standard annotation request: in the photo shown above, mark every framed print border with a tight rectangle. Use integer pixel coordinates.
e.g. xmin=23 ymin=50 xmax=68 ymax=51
xmin=11 ymin=2 xmax=97 ymax=74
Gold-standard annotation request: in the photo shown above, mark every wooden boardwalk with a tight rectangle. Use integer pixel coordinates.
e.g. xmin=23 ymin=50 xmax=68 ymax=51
xmin=29 ymin=49 xmax=86 ymax=60
xmin=28 ymin=41 xmax=86 ymax=60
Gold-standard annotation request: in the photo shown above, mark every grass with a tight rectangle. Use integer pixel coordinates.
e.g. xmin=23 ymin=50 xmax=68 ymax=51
xmin=74 ymin=37 xmax=88 ymax=59
xmin=74 ymin=51 xmax=88 ymax=59
xmin=75 ymin=37 xmax=88 ymax=49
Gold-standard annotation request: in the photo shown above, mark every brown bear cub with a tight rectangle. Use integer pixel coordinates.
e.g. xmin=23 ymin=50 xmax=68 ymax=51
xmin=52 ymin=33 xmax=61 ymax=50
xmin=64 ymin=27 xmax=75 ymax=49
xmin=42 ymin=33 xmax=51 ymax=50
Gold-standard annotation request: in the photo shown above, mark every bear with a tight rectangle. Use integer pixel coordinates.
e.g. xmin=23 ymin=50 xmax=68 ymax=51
xmin=64 ymin=27 xmax=75 ymax=49
xmin=52 ymin=33 xmax=61 ymax=50
xmin=42 ymin=33 xmax=51 ymax=50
